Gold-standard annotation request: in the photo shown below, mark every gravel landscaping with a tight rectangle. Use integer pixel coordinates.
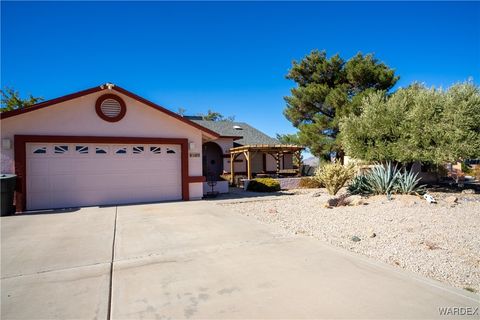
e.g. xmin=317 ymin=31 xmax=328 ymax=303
xmin=220 ymin=188 xmax=480 ymax=293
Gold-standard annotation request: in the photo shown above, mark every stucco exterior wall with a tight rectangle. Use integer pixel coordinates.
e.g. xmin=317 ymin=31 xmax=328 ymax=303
xmin=283 ymin=153 xmax=293 ymax=168
xmin=251 ymin=153 xmax=263 ymax=172
xmin=0 ymin=89 xmax=205 ymax=199
xmin=266 ymin=154 xmax=277 ymax=171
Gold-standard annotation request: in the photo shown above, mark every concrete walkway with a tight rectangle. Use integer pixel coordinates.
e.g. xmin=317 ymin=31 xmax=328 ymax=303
xmin=1 ymin=201 xmax=478 ymax=319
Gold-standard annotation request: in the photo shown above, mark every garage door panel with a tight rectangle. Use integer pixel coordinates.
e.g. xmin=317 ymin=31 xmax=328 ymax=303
xmin=70 ymin=159 xmax=98 ymax=173
xmin=149 ymin=173 xmax=180 ymax=186
xmin=28 ymin=159 xmax=50 ymax=175
xmin=26 ymin=142 xmax=183 ymax=210
xmin=49 ymin=160 xmax=73 ymax=174
xmin=28 ymin=175 xmax=50 ymax=193
xmin=28 ymin=192 xmax=51 ymax=210
xmin=50 ymin=175 xmax=76 ymax=192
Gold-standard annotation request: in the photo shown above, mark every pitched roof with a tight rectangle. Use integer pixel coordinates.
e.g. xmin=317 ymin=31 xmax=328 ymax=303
xmin=189 ymin=119 xmax=279 ymax=146
xmin=0 ymin=83 xmax=220 ymax=138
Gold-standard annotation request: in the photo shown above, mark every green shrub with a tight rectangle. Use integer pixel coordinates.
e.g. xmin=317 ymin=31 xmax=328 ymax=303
xmin=472 ymin=167 xmax=480 ymax=181
xmin=461 ymin=162 xmax=473 ymax=174
xmin=247 ymin=178 xmax=281 ymax=192
xmin=298 ymin=177 xmax=323 ymax=189
xmin=315 ymin=163 xmax=356 ymax=195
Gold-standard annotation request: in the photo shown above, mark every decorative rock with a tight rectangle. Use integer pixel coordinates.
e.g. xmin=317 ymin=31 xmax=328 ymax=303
xmin=370 ymin=232 xmax=377 ymax=238
xmin=461 ymin=189 xmax=475 ymax=194
xmin=311 ymin=191 xmax=323 ymax=197
xmin=423 ymin=194 xmax=436 ymax=204
xmin=326 ymin=198 xmax=338 ymax=207
xmin=445 ymin=196 xmax=458 ymax=204
xmin=351 ymin=236 xmax=361 ymax=242
xmin=346 ymin=195 xmax=363 ymax=206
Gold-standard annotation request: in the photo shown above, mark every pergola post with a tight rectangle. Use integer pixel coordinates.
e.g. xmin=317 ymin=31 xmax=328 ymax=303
xmin=246 ymin=151 xmax=252 ymax=180
xmin=230 ymin=152 xmax=235 ymax=184
xmin=295 ymin=150 xmax=302 ymax=176
xmin=276 ymin=152 xmax=280 ymax=175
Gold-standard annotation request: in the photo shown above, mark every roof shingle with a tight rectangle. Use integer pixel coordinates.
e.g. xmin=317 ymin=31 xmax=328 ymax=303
xmin=189 ymin=119 xmax=279 ymax=146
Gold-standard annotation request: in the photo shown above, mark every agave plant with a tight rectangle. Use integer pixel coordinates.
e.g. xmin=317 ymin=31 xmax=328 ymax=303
xmin=347 ymin=162 xmax=427 ymax=196
xmin=364 ymin=162 xmax=400 ymax=195
xmin=395 ymin=168 xmax=426 ymax=195
xmin=347 ymin=174 xmax=372 ymax=195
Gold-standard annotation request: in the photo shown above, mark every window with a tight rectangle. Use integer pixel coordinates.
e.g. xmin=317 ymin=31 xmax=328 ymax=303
xmin=75 ymin=146 xmax=89 ymax=154
xmin=33 ymin=146 xmax=47 ymax=154
xmin=166 ymin=148 xmax=176 ymax=154
xmin=54 ymin=145 xmax=69 ymax=154
xmin=133 ymin=146 xmax=144 ymax=154
xmin=150 ymin=146 xmax=161 ymax=154
xmin=115 ymin=147 xmax=127 ymax=155
xmin=96 ymin=147 xmax=108 ymax=154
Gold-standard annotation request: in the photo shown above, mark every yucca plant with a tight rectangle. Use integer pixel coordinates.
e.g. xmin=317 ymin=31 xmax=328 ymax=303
xmin=395 ymin=169 xmax=426 ymax=195
xmin=364 ymin=162 xmax=400 ymax=195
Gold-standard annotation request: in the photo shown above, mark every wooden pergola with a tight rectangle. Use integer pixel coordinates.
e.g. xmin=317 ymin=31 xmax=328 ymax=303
xmin=229 ymin=144 xmax=305 ymax=182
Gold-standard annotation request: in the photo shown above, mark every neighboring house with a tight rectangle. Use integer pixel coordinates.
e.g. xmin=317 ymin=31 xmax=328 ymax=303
xmin=185 ymin=117 xmax=296 ymax=180
xmin=0 ymin=83 xmax=300 ymax=212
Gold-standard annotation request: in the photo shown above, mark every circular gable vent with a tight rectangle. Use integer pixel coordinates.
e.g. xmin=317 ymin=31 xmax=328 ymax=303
xmin=95 ymin=94 xmax=126 ymax=122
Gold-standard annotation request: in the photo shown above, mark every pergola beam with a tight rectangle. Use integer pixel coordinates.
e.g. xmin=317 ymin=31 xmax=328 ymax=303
xmin=228 ymin=144 xmax=305 ymax=184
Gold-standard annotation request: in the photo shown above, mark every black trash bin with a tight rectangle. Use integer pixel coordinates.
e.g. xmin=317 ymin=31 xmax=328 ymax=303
xmin=1 ymin=174 xmax=17 ymax=216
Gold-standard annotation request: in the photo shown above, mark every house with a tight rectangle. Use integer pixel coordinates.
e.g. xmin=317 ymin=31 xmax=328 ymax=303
xmin=0 ymin=83 xmax=302 ymax=212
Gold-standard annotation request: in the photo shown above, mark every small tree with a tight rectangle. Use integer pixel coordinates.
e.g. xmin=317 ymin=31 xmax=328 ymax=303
xmin=1 ymin=87 xmax=44 ymax=112
xmin=199 ymin=109 xmax=235 ymax=121
xmin=177 ymin=107 xmax=187 ymax=116
xmin=276 ymin=133 xmax=300 ymax=145
xmin=283 ymin=50 xmax=399 ymax=160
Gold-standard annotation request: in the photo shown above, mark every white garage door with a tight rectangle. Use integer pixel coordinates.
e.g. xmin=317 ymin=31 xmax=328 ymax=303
xmin=26 ymin=143 xmax=182 ymax=210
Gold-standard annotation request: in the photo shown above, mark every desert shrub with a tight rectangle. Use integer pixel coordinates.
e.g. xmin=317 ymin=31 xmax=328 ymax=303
xmin=247 ymin=178 xmax=281 ymax=192
xmin=219 ymin=174 xmax=231 ymax=182
xmin=298 ymin=177 xmax=323 ymax=189
xmin=315 ymin=163 xmax=356 ymax=195
xmin=471 ymin=167 xmax=480 ymax=181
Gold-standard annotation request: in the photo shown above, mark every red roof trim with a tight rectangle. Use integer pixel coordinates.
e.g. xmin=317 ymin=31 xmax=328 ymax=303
xmin=0 ymin=84 xmax=220 ymax=138
xmin=0 ymin=86 xmax=102 ymax=120
xmin=111 ymin=86 xmax=219 ymax=137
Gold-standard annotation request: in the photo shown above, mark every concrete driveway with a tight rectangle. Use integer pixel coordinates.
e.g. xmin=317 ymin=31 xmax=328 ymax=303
xmin=1 ymin=201 xmax=478 ymax=319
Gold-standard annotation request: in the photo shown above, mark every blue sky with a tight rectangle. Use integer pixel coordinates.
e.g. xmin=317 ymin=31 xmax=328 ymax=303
xmin=2 ymin=1 xmax=479 ymax=139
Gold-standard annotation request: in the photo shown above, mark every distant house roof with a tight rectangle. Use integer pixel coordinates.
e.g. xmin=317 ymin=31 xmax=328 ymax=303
xmin=187 ymin=118 xmax=279 ymax=146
